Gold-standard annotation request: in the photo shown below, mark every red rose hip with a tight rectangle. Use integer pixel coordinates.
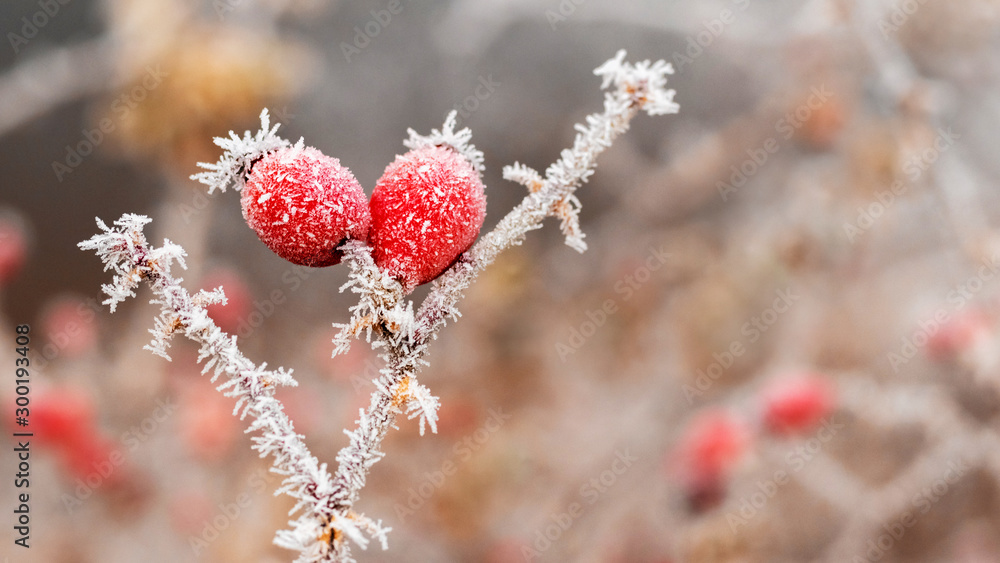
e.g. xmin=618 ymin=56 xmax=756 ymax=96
xmin=369 ymin=145 xmax=486 ymax=291
xmin=761 ymin=375 xmax=835 ymax=435
xmin=241 ymin=146 xmax=370 ymax=267
xmin=0 ymin=217 xmax=27 ymax=286
xmin=671 ymin=409 xmax=749 ymax=511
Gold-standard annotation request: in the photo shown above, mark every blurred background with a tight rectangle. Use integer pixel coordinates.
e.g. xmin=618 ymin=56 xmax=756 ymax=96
xmin=3 ymin=0 xmax=1000 ymax=561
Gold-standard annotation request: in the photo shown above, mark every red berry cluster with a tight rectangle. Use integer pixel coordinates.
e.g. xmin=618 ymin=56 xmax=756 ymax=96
xmin=670 ymin=374 xmax=835 ymax=511
xmin=240 ymin=143 xmax=486 ymax=291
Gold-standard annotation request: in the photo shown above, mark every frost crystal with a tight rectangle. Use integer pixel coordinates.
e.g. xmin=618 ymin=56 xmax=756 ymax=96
xmin=594 ymin=49 xmax=679 ymax=116
xmin=404 ymin=382 xmax=440 ymax=436
xmin=403 ymin=110 xmax=485 ymax=175
xmin=191 ymin=108 xmax=293 ymax=194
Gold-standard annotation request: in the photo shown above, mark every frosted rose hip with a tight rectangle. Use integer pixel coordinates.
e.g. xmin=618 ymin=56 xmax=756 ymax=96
xmin=241 ymin=146 xmax=370 ymax=267
xmin=369 ymin=145 xmax=486 ymax=291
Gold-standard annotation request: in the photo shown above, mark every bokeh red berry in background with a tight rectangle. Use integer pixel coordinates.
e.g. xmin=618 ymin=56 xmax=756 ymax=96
xmin=761 ymin=374 xmax=835 ymax=435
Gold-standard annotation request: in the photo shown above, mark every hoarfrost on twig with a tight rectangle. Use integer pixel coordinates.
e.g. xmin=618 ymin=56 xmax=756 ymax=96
xmin=80 ymin=50 xmax=677 ymax=562
xmin=403 ymin=109 xmax=485 ymax=175
xmin=78 ymin=216 xmax=388 ymax=563
xmin=191 ymin=108 xmax=294 ymax=195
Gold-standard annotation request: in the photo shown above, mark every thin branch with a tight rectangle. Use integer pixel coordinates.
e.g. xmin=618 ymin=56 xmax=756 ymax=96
xmin=77 ymin=215 xmax=389 ymax=563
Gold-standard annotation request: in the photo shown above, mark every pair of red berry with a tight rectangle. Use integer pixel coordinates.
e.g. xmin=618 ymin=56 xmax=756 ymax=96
xmin=240 ymin=143 xmax=486 ymax=291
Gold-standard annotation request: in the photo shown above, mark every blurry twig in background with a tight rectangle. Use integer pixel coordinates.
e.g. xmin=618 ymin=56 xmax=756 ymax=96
xmin=0 ymin=39 xmax=117 ymax=139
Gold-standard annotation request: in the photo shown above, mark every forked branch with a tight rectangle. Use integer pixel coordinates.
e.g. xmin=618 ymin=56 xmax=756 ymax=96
xmin=79 ymin=50 xmax=677 ymax=562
